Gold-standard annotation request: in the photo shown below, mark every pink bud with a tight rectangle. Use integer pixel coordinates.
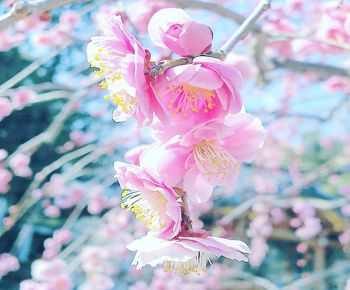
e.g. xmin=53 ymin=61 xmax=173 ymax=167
xmin=162 ymin=20 xmax=213 ymax=56
xmin=0 ymin=97 xmax=12 ymax=121
xmin=8 ymin=153 xmax=32 ymax=177
xmin=44 ymin=205 xmax=61 ymax=218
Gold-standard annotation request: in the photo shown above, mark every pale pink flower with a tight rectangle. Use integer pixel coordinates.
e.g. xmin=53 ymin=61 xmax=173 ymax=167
xmin=8 ymin=153 xmax=32 ymax=177
xmin=87 ymin=16 xmax=165 ymax=125
xmin=79 ymin=274 xmax=114 ymax=290
xmin=31 ymin=259 xmax=66 ymax=282
xmin=0 ymin=169 xmax=12 ymax=194
xmin=149 ymin=8 xmax=212 ymax=56
xmin=225 ymin=53 xmax=257 ymax=81
xmin=80 ymin=246 xmax=110 ymax=273
xmin=44 ymin=205 xmax=61 ymax=218
xmin=114 ymin=162 xmax=181 ymax=239
xmin=295 ymin=217 xmax=322 ymax=240
xmin=0 ymin=253 xmax=20 ymax=276
xmin=0 ymin=97 xmax=12 ymax=121
xmin=20 ymin=280 xmax=47 ymax=290
xmin=127 ymin=232 xmax=250 ymax=274
xmin=141 ymin=111 xmax=264 ymax=202
xmin=153 ymin=56 xmax=243 ymax=126
xmin=124 ymin=144 xmax=150 ymax=166
xmin=10 ymin=90 xmax=37 ymax=109
xmin=59 ymin=11 xmax=80 ymax=26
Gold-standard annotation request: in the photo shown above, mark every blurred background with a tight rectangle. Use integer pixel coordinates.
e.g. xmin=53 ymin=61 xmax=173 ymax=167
xmin=0 ymin=0 xmax=349 ymax=289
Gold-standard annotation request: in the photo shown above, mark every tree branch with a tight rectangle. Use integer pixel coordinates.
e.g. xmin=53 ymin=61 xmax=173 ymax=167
xmin=220 ymin=0 xmax=270 ymax=56
xmin=271 ymin=57 xmax=350 ymax=78
xmin=0 ymin=0 xmax=88 ymax=30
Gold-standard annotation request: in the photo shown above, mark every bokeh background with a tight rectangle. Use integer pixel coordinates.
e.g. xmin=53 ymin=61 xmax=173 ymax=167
xmin=0 ymin=0 xmax=349 ymax=289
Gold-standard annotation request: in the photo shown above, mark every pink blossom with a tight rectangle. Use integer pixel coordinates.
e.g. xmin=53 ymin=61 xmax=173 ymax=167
xmin=153 ymin=56 xmax=243 ymax=127
xmin=0 ymin=169 xmax=12 ymax=194
xmin=20 ymin=280 xmax=48 ymax=290
xmin=44 ymin=205 xmax=61 ymax=218
xmin=31 ymin=259 xmax=66 ymax=282
xmin=87 ymin=16 xmax=165 ymax=125
xmin=148 ymin=8 xmax=190 ymax=48
xmin=124 ymin=144 xmax=150 ymax=166
xmin=0 ymin=253 xmax=20 ymax=277
xmin=141 ymin=111 xmax=264 ymax=203
xmin=149 ymin=9 xmax=212 ymax=56
xmin=79 ymin=274 xmax=114 ymax=290
xmin=0 ymin=97 xmax=12 ymax=121
xmin=8 ymin=153 xmax=32 ymax=177
xmin=225 ymin=53 xmax=257 ymax=81
xmin=53 ymin=230 xmax=72 ymax=245
xmin=127 ymin=232 xmax=250 ymax=274
xmin=59 ymin=11 xmax=80 ymax=26
xmin=295 ymin=217 xmax=322 ymax=240
xmin=10 ymin=90 xmax=37 ymax=109
xmin=0 ymin=149 xmax=8 ymax=161
xmin=80 ymin=246 xmax=110 ymax=273
xmin=114 ymin=162 xmax=181 ymax=239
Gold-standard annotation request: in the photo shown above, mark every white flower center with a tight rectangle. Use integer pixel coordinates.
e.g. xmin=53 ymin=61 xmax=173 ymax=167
xmin=163 ymin=252 xmax=211 ymax=275
xmin=193 ymin=141 xmax=240 ymax=179
xmin=121 ymin=189 xmax=167 ymax=230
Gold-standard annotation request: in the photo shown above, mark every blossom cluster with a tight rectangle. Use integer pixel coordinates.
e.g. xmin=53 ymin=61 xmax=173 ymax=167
xmin=87 ymin=8 xmax=265 ymax=275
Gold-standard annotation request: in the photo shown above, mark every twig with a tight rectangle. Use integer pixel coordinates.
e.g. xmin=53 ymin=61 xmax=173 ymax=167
xmin=280 ymin=261 xmax=350 ymax=290
xmin=0 ymin=0 xmax=88 ymax=30
xmin=0 ymin=49 xmax=63 ymax=94
xmin=220 ymin=156 xmax=349 ymax=224
xmin=220 ymin=0 xmax=271 ymax=56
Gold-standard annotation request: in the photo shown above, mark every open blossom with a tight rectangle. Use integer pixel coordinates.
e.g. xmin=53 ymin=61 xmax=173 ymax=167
xmin=114 ymin=162 xmax=181 ymax=239
xmin=149 ymin=8 xmax=212 ymax=56
xmin=87 ymin=16 xmax=165 ymax=125
xmin=127 ymin=232 xmax=250 ymax=274
xmin=8 ymin=153 xmax=32 ymax=177
xmin=153 ymin=56 xmax=243 ymax=125
xmin=141 ymin=111 xmax=265 ymax=202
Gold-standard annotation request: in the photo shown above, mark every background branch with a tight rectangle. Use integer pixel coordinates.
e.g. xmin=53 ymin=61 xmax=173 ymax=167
xmin=0 ymin=0 xmax=88 ymax=30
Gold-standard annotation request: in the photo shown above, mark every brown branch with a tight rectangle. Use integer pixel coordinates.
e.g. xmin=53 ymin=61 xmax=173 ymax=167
xmin=0 ymin=0 xmax=88 ymax=30
xmin=271 ymin=57 xmax=350 ymax=78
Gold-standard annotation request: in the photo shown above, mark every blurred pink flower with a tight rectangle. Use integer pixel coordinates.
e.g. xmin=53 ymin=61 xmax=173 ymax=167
xmin=127 ymin=232 xmax=250 ymax=274
xmin=153 ymin=56 xmax=243 ymax=126
xmin=124 ymin=144 xmax=150 ymax=166
xmin=225 ymin=53 xmax=257 ymax=81
xmin=8 ymin=153 xmax=32 ymax=177
xmin=141 ymin=111 xmax=264 ymax=203
xmin=87 ymin=16 xmax=165 ymax=125
xmin=31 ymin=259 xmax=66 ymax=282
xmin=80 ymin=246 xmax=110 ymax=273
xmin=10 ymin=90 xmax=37 ymax=109
xmin=0 ymin=97 xmax=12 ymax=121
xmin=115 ymin=161 xmax=181 ymax=240
xmin=0 ymin=168 xmax=12 ymax=194
xmin=44 ymin=205 xmax=61 ymax=218
xmin=0 ymin=253 xmax=19 ymax=277
xmin=149 ymin=8 xmax=212 ymax=56
xmin=126 ymin=1 xmax=172 ymax=35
